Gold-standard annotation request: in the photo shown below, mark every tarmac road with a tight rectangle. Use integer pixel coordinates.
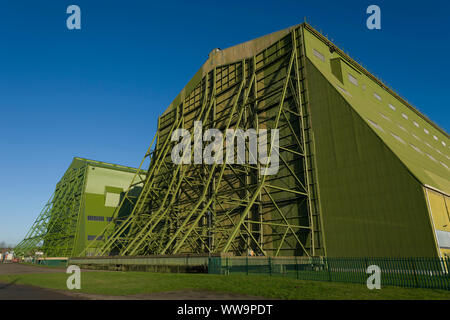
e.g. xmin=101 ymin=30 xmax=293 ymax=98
xmin=0 ymin=281 xmax=79 ymax=300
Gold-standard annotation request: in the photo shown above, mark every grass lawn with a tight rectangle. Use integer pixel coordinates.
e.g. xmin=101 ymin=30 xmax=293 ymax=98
xmin=0 ymin=271 xmax=449 ymax=299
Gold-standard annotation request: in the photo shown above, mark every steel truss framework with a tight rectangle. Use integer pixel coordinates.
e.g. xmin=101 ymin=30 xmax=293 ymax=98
xmin=15 ymin=165 xmax=87 ymax=257
xmin=83 ymin=26 xmax=324 ymax=257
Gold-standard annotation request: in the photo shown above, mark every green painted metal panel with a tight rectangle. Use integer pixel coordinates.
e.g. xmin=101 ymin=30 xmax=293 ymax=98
xmin=302 ymin=28 xmax=449 ymax=195
xmin=17 ymin=23 xmax=449 ymax=260
xmin=90 ymin=27 xmax=322 ymax=258
xmin=306 ymin=59 xmax=438 ymax=257
xmin=16 ymin=157 xmax=142 ymax=257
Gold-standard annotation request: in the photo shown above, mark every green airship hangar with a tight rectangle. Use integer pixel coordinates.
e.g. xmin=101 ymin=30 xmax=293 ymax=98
xmin=15 ymin=22 xmax=449 ymax=263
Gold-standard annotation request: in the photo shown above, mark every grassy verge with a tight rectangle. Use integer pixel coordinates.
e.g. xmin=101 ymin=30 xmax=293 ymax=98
xmin=0 ymin=271 xmax=449 ymax=299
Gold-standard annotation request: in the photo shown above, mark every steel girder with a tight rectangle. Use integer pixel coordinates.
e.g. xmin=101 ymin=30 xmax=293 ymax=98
xmin=83 ymin=27 xmax=323 ymax=257
xmin=15 ymin=165 xmax=87 ymax=257
xmin=14 ymin=194 xmax=54 ymax=256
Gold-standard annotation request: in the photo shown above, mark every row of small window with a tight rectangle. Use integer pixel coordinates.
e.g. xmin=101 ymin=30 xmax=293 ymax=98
xmin=367 ymin=77 xmax=447 ymax=148
xmin=367 ymin=119 xmax=449 ymax=170
xmin=87 ymin=235 xmax=104 ymax=241
xmin=367 ymin=83 xmax=447 ymax=149
xmin=87 ymin=215 xmax=113 ymax=222
xmin=313 ymin=48 xmax=447 ymax=150
xmin=384 ymin=101 xmax=447 ymax=148
xmin=379 ymin=111 xmax=450 ymax=161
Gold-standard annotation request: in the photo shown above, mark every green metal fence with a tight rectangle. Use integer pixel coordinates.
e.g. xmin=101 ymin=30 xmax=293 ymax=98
xmin=69 ymin=255 xmax=210 ymax=272
xmin=208 ymin=257 xmax=450 ymax=290
xmin=37 ymin=258 xmax=68 ymax=267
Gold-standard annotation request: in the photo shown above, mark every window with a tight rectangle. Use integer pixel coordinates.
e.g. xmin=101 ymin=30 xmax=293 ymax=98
xmin=433 ymin=135 xmax=438 ymax=141
xmin=87 ymin=215 xmax=105 ymax=222
xmin=413 ymin=121 xmax=419 ymax=128
xmin=380 ymin=113 xmax=391 ymax=122
xmin=390 ymin=132 xmax=405 ymax=144
xmin=397 ymin=124 xmax=407 ymax=133
xmin=337 ymin=85 xmax=352 ymax=97
xmin=348 ymin=74 xmax=358 ymax=86
xmin=412 ymin=134 xmax=421 ymax=141
xmin=424 ymin=128 xmax=429 ymax=134
xmin=426 ymin=154 xmax=437 ymax=162
xmin=410 ymin=144 xmax=423 ymax=155
xmin=441 ymin=162 xmax=449 ymax=170
xmin=425 ymin=142 xmax=432 ymax=148
xmin=442 ymin=141 xmax=447 ymax=147
xmin=367 ymin=119 xmax=384 ymax=132
xmin=388 ymin=104 xmax=396 ymax=111
xmin=313 ymin=49 xmax=325 ymax=62
xmin=402 ymin=113 xmax=408 ymax=120
xmin=374 ymin=93 xmax=382 ymax=101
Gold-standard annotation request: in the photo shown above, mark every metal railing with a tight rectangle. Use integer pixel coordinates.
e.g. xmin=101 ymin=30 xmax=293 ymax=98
xmin=208 ymin=257 xmax=450 ymax=290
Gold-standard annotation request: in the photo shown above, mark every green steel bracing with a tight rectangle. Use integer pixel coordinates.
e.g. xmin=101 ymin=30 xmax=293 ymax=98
xmin=20 ymin=22 xmax=450 ymax=259
xmin=15 ymin=164 xmax=87 ymax=257
xmin=84 ymin=26 xmax=325 ymax=257
xmin=14 ymin=194 xmax=55 ymax=256
xmin=42 ymin=165 xmax=87 ymax=257
xmin=16 ymin=158 xmax=143 ymax=258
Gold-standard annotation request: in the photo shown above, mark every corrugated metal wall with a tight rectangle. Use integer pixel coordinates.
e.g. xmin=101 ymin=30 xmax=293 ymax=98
xmin=307 ymin=59 xmax=438 ymax=257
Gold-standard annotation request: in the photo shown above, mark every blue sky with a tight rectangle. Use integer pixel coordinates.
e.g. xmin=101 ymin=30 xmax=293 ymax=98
xmin=0 ymin=0 xmax=448 ymax=245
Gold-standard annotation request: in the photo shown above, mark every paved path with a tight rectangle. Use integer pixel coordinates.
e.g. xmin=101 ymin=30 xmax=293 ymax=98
xmin=0 ymin=282 xmax=79 ymax=300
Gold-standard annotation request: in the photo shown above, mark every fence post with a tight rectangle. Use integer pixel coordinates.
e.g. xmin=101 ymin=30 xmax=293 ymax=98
xmin=269 ymin=257 xmax=272 ymax=276
xmin=411 ymin=258 xmax=419 ymax=288
xmin=246 ymin=256 xmax=249 ymax=275
xmin=296 ymin=256 xmax=299 ymax=279
xmin=446 ymin=257 xmax=450 ymax=290
xmin=226 ymin=257 xmax=229 ymax=275
xmin=208 ymin=257 xmax=210 ymax=274
xmin=327 ymin=258 xmax=332 ymax=282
